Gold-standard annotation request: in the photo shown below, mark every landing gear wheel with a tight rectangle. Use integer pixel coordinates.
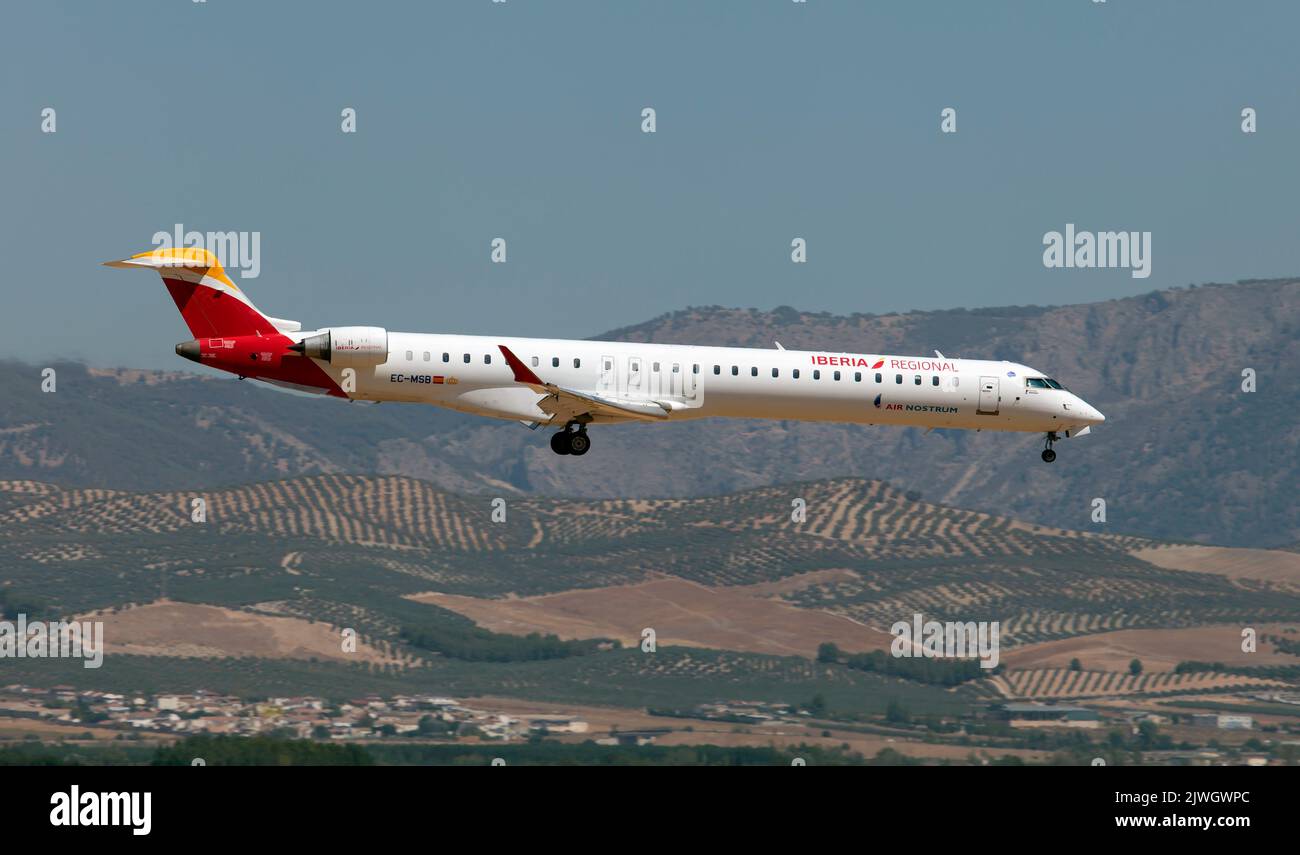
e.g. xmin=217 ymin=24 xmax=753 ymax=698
xmin=549 ymin=432 xmax=571 ymax=455
xmin=1041 ymin=431 xmax=1058 ymax=463
xmin=568 ymin=431 xmax=591 ymax=456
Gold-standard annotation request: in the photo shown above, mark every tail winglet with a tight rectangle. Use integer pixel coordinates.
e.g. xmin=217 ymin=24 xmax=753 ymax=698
xmin=498 ymin=345 xmax=545 ymax=387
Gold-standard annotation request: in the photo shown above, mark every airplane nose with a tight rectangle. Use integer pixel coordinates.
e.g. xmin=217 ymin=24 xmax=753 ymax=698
xmin=1068 ymin=395 xmax=1105 ymax=424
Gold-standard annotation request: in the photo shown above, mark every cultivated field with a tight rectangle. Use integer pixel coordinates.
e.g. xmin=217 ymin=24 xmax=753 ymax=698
xmin=989 ymin=669 xmax=1285 ymax=700
xmin=411 ymin=576 xmax=895 ymax=657
xmin=75 ymin=600 xmax=404 ymax=665
xmin=3 ymin=474 xmax=1297 ymax=714
xmin=1003 ymin=623 xmax=1300 ymax=672
xmin=1132 ymin=545 xmax=1300 ymax=585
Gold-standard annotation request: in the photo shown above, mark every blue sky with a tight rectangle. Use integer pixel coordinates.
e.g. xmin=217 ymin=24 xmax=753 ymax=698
xmin=2 ymin=1 xmax=1297 ymax=368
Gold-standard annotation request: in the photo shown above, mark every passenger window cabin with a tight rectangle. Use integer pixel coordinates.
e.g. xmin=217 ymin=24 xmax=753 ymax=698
xmin=813 ymin=370 xmax=821 ymax=380
xmin=793 ymin=369 xmax=800 ymax=379
xmin=932 ymin=376 xmax=939 ymax=386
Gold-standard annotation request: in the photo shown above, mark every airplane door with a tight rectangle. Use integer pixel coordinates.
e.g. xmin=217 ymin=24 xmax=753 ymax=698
xmin=599 ymin=355 xmax=616 ymax=394
xmin=683 ymin=362 xmax=700 ymax=402
xmin=627 ymin=357 xmax=642 ymax=397
xmin=670 ymin=363 xmax=681 ymax=398
xmin=978 ymin=376 xmax=1000 ymax=415
xmin=650 ymin=360 xmax=663 ymax=397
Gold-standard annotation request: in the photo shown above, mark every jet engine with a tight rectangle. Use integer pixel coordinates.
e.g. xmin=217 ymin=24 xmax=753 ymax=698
xmin=290 ymin=326 xmax=389 ymax=367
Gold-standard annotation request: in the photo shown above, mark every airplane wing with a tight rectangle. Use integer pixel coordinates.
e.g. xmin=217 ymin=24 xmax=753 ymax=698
xmin=498 ymin=345 xmax=671 ymax=423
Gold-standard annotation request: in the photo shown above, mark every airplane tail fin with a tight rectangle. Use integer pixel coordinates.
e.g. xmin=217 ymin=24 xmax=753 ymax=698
xmin=103 ymin=247 xmax=299 ymax=338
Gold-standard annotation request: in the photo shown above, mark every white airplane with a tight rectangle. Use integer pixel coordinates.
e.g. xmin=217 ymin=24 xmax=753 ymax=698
xmin=107 ymin=247 xmax=1105 ymax=463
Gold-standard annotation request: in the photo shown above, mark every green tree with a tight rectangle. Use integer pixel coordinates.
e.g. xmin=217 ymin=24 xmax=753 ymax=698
xmin=1129 ymin=658 xmax=1143 ymax=677
xmin=1136 ymin=720 xmax=1161 ymax=750
xmin=417 ymin=715 xmax=450 ymax=736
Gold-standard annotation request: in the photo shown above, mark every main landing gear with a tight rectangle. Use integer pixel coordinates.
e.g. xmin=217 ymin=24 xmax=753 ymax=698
xmin=1041 ymin=432 xmax=1058 ymax=463
xmin=549 ymin=423 xmax=590 ymax=456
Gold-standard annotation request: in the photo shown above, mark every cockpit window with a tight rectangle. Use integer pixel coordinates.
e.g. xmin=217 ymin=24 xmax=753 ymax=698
xmin=1044 ymin=378 xmax=1066 ymax=390
xmin=1026 ymin=378 xmax=1050 ymax=389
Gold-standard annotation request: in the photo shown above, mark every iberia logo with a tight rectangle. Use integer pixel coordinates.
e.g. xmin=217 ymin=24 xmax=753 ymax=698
xmin=810 ymin=355 xmax=886 ymax=369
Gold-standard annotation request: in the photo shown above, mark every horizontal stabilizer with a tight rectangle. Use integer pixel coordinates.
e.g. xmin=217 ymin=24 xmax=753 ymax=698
xmin=102 ymin=247 xmax=224 ymax=270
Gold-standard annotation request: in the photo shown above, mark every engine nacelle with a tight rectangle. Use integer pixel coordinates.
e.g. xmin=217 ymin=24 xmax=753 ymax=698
xmin=293 ymin=326 xmax=389 ymax=367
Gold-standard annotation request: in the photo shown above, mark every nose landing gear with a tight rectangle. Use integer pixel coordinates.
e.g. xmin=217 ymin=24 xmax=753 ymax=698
xmin=1041 ymin=432 xmax=1058 ymax=463
xmin=549 ymin=423 xmax=591 ymax=456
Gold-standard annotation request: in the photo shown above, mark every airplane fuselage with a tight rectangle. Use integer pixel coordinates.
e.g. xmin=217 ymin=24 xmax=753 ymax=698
xmin=319 ymin=332 xmax=1103 ymax=435
xmin=107 ymin=247 xmax=1106 ymax=462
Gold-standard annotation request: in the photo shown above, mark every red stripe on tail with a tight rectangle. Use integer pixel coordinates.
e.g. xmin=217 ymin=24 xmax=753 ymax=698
xmin=164 ymin=278 xmax=277 ymax=338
